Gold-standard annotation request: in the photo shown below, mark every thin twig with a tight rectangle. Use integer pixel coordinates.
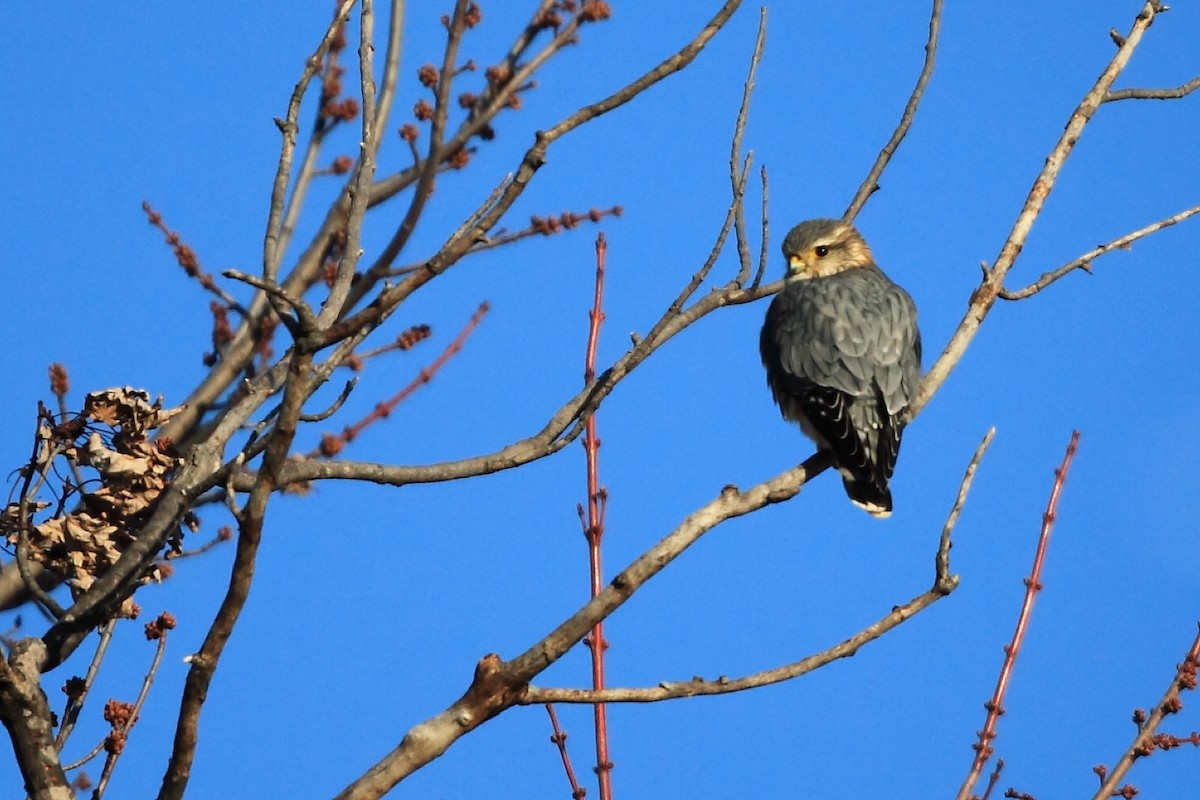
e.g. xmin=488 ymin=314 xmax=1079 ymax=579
xmin=579 ymin=233 xmax=613 ymax=800
xmin=309 ymin=302 xmax=489 ymax=459
xmin=752 ymin=165 xmax=770 ymax=289
xmin=55 ymin=621 xmax=116 ymax=752
xmin=938 ymin=429 xmax=995 ymax=591
xmin=980 ymin=758 xmax=1005 ymax=800
xmin=62 ymin=736 xmax=106 ymax=772
xmin=999 ymin=204 xmax=1200 ymax=300
xmin=843 ymin=0 xmax=943 ymax=222
xmin=955 ymin=431 xmax=1080 ymax=800
xmin=731 ymin=8 xmax=766 ymax=286
xmin=1091 ymin=625 xmax=1200 ymax=800
xmin=320 ymin=0 xmax=380 ymax=326
xmin=298 ymin=378 xmax=358 ymax=422
xmin=362 ymin=0 xmax=473 ymax=287
xmin=92 ymin=618 xmax=172 ymax=800
xmin=1104 ymin=75 xmax=1200 ymax=102
xmin=264 ymin=0 xmax=357 ymax=282
xmin=545 ymin=704 xmax=586 ymax=800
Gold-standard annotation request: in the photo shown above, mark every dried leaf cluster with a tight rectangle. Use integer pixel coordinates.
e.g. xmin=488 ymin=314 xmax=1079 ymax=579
xmin=3 ymin=388 xmax=185 ymax=601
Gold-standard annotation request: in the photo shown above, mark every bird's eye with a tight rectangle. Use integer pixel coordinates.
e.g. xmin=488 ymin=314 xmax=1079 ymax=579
xmin=814 ymin=246 xmax=829 ymax=258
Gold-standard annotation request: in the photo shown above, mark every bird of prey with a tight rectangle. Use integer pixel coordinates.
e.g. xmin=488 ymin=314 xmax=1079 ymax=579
xmin=760 ymin=218 xmax=922 ymax=518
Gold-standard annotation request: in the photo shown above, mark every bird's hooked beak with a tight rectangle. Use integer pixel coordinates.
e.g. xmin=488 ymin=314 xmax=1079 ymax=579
xmin=787 ymin=251 xmax=822 ymax=278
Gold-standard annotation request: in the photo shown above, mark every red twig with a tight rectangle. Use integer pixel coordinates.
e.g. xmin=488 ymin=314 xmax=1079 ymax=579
xmin=956 ymin=431 xmax=1081 ymax=800
xmin=312 ymin=302 xmax=489 ymax=457
xmin=91 ymin=613 xmax=175 ymax=799
xmin=980 ymin=758 xmax=1004 ymax=800
xmin=545 ymin=704 xmax=587 ymax=800
xmin=1091 ymin=625 xmax=1200 ymax=800
xmin=578 ymin=233 xmax=612 ymax=799
xmin=141 ymin=201 xmax=247 ymax=316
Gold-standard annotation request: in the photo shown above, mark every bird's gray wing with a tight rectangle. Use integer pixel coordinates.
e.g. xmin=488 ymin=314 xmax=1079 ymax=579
xmin=760 ymin=278 xmax=877 ymax=480
xmin=760 ymin=269 xmax=920 ymax=489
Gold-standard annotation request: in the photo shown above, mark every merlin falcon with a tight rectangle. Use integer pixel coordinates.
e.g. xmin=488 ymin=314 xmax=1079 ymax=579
xmin=760 ymin=218 xmax=922 ymax=518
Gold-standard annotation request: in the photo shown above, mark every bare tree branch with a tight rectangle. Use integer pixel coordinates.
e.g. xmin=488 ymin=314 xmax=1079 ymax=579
xmin=843 ymin=0 xmax=943 ymax=222
xmin=912 ymin=1 xmax=1166 ymax=418
xmin=521 ymin=429 xmax=992 ymax=705
xmin=333 ymin=448 xmax=825 ymax=799
xmin=999 ymin=204 xmax=1200 ymax=300
xmin=1104 ymin=74 xmax=1200 ymax=102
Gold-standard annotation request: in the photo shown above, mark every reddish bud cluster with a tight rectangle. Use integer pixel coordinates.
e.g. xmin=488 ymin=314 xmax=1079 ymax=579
xmin=507 ymin=94 xmax=523 ymax=111
xmin=49 ymin=362 xmax=70 ymax=397
xmin=210 ymin=301 xmax=232 ymax=348
xmin=144 ymin=611 xmax=177 ymax=640
xmin=448 ymin=147 xmax=472 ymax=170
xmin=414 ymin=99 xmax=434 ymax=121
xmin=103 ymin=699 xmax=134 ymax=728
xmin=530 ymin=206 xmax=623 ymax=235
xmin=105 ymin=730 xmax=128 ymax=756
xmin=218 ymin=525 xmax=233 ymax=541
xmin=579 ymin=0 xmax=612 ymax=22
xmin=458 ymin=91 xmax=477 ymax=109
xmin=464 ymin=2 xmax=483 ymax=28
xmin=323 ymin=64 xmax=346 ymax=103
xmin=329 ymin=1 xmax=348 ymax=52
xmin=331 ymin=155 xmax=354 ymax=174
xmin=319 ymin=432 xmax=344 ymax=458
xmin=418 ymin=63 xmax=439 ymax=88
xmin=399 ymin=123 xmax=419 ymax=143
xmin=1143 ymin=731 xmax=1200 ymax=754
xmin=1179 ymin=654 xmax=1199 ymax=691
xmin=397 ymin=324 xmax=433 ymax=350
xmin=485 ymin=64 xmax=511 ymax=87
xmin=71 ymin=773 xmax=93 ymax=792
xmin=535 ymin=9 xmax=562 ymax=29
xmin=323 ymin=97 xmax=359 ymax=122
xmin=204 ymin=301 xmax=233 ymax=367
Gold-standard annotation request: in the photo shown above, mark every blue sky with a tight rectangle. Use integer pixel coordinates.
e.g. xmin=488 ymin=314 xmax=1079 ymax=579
xmin=3 ymin=2 xmax=1199 ymax=797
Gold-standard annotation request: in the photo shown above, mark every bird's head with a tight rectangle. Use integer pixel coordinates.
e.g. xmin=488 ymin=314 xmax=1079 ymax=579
xmin=781 ymin=218 xmax=875 ymax=280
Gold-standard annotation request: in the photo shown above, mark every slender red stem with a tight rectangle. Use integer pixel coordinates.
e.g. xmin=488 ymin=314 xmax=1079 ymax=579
xmin=312 ymin=301 xmax=489 ymax=456
xmin=956 ymin=430 xmax=1080 ymax=800
xmin=582 ymin=233 xmax=612 ymax=799
xmin=545 ymin=704 xmax=586 ymax=800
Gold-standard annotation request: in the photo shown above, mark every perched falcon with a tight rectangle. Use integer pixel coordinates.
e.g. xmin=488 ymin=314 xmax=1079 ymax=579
xmin=760 ymin=218 xmax=922 ymax=518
